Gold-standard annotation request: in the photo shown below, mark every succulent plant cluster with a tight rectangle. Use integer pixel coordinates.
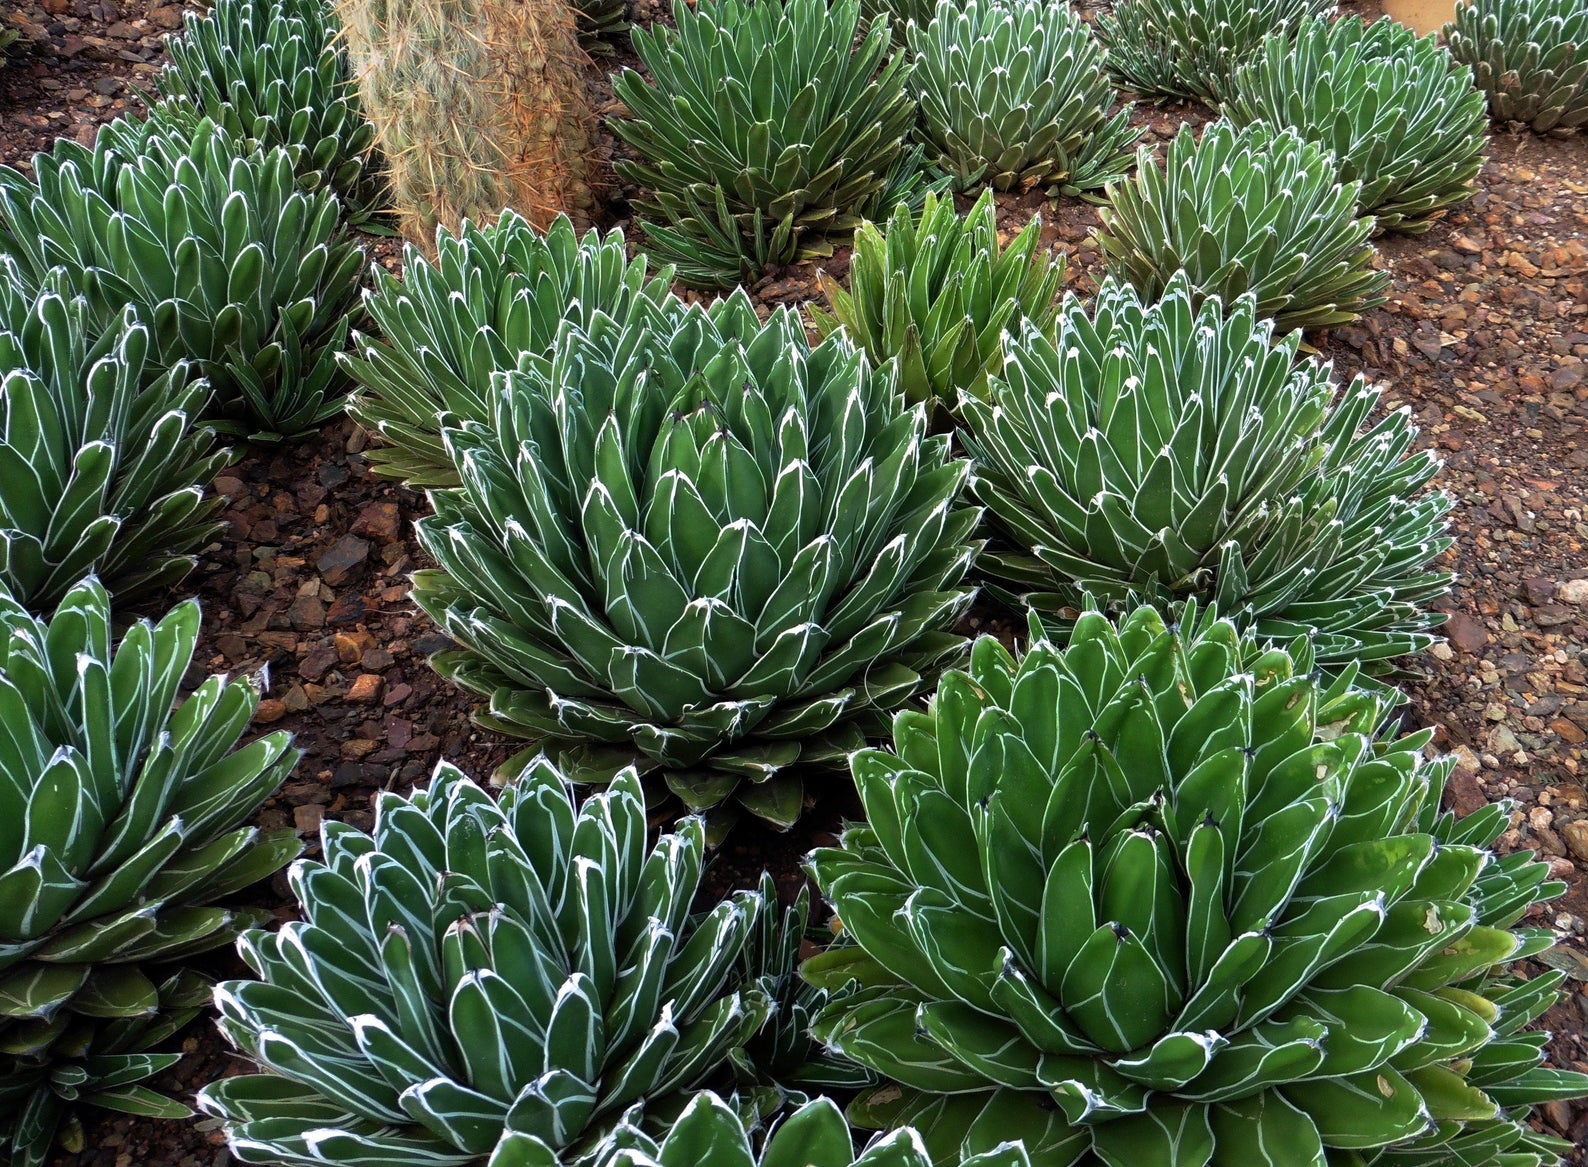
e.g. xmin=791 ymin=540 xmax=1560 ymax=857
xmin=8 ymin=0 xmax=1588 ymax=1164
xmin=156 ymin=0 xmax=386 ymax=225
xmin=346 ymin=212 xmax=675 ymax=488
xmin=1097 ymin=121 xmax=1389 ymax=334
xmin=807 ymin=606 xmax=1588 ymax=1166
xmin=812 ymin=190 xmax=1065 ymax=420
xmin=907 ymin=0 xmax=1139 ymax=197
xmin=0 ymin=579 xmax=301 ymax=1165
xmin=1098 ymin=0 xmax=1335 ymax=103
xmin=1445 ymin=0 xmax=1588 ymax=133
xmin=412 ymin=293 xmax=980 ymax=835
xmin=962 ymin=274 xmax=1452 ymax=675
xmin=1224 ymin=17 xmax=1489 ymax=234
xmin=0 ymin=267 xmax=228 ymax=615
xmin=0 ymin=110 xmax=366 ymax=441
xmin=612 ymin=0 xmax=917 ymax=288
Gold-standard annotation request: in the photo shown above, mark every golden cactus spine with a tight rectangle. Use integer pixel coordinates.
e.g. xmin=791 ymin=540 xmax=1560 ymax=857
xmin=335 ymin=0 xmax=598 ymax=249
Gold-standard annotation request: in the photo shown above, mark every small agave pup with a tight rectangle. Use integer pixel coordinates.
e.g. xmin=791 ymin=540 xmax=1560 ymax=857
xmin=0 ymin=579 xmax=301 ymax=1166
xmin=806 ymin=607 xmax=1588 ymax=1166
xmin=811 ymin=190 xmax=1066 ymax=420
xmin=962 ymin=274 xmax=1451 ymax=675
xmin=731 ymin=874 xmax=877 ymax=1099
xmin=411 ymin=292 xmax=980 ymax=836
xmin=200 ymin=760 xmax=775 ymax=1166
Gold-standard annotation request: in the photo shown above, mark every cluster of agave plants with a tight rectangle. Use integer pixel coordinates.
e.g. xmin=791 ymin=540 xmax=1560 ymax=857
xmin=0 ymin=0 xmax=1587 ymax=1162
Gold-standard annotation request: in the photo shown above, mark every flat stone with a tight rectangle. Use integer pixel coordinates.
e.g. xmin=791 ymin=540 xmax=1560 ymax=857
xmin=286 ymin=595 xmax=326 ymax=630
xmin=1444 ymin=612 xmax=1489 ymax=653
xmin=351 ymin=501 xmax=402 ymax=543
xmin=316 ymin=534 xmax=369 ymax=586
xmin=346 ymin=673 xmax=384 ymax=704
xmin=1561 ymin=819 xmax=1588 ymax=864
xmin=293 ymin=803 xmax=325 ymax=834
xmin=1524 ymin=576 xmax=1557 ymax=605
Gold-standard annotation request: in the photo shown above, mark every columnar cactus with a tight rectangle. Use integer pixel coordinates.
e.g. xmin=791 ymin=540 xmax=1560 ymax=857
xmin=334 ymin=0 xmax=597 ymax=248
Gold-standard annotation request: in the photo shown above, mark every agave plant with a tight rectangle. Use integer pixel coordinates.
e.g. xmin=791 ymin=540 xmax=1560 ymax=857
xmin=200 ymin=758 xmax=774 ymax=1166
xmin=572 ymin=0 xmax=628 ymax=47
xmin=961 ymin=274 xmax=1451 ymax=674
xmin=156 ymin=0 xmax=386 ymax=226
xmin=908 ymin=0 xmax=1139 ymax=196
xmin=344 ymin=211 xmax=676 ymax=489
xmin=856 ymin=0 xmax=935 ymax=45
xmin=412 ymin=293 xmax=979 ymax=835
xmin=0 ymin=578 xmax=302 ymax=1167
xmin=611 ymin=0 xmax=916 ymax=289
xmin=0 ymin=268 xmax=229 ymax=615
xmin=595 ymin=1092 xmax=1031 ymax=1167
xmin=1096 ymin=121 xmax=1389 ymax=333
xmin=731 ymin=874 xmax=875 ymax=1100
xmin=1446 ymin=0 xmax=1588 ymax=133
xmin=811 ymin=190 xmax=1065 ymax=419
xmin=0 ymin=108 xmax=366 ymax=441
xmin=1097 ymin=0 xmax=1335 ymax=102
xmin=806 ymin=605 xmax=1588 ymax=1166
xmin=1224 ymin=17 xmax=1488 ymax=234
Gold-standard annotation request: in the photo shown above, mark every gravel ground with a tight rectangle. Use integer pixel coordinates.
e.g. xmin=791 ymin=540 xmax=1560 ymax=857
xmin=1 ymin=1 xmax=1584 ymax=1163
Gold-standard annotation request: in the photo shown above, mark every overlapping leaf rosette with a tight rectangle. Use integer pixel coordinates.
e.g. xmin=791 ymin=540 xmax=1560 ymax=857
xmin=907 ymin=0 xmax=1139 ymax=196
xmin=0 ymin=264 xmax=227 ymax=614
xmin=411 ymin=293 xmax=980 ymax=835
xmin=345 ymin=211 xmax=675 ymax=489
xmin=200 ymin=760 xmax=774 ymax=1166
xmin=806 ymin=606 xmax=1588 ymax=1166
xmin=611 ymin=0 xmax=918 ymax=288
xmin=594 ymin=1092 xmax=1031 ymax=1167
xmin=0 ymin=580 xmax=301 ymax=1165
xmin=1445 ymin=0 xmax=1588 ymax=133
xmin=1096 ymin=121 xmax=1388 ymax=334
xmin=1098 ymin=0 xmax=1334 ymax=103
xmin=156 ymin=0 xmax=386 ymax=224
xmin=812 ymin=190 xmax=1065 ymax=421
xmin=0 ymin=109 xmax=365 ymax=441
xmin=1223 ymin=16 xmax=1489 ymax=234
xmin=961 ymin=274 xmax=1451 ymax=676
